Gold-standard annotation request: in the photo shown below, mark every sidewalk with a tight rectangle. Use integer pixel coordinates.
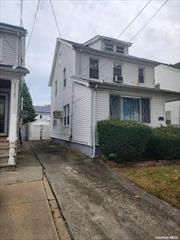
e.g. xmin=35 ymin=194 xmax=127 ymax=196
xmin=0 ymin=142 xmax=71 ymax=240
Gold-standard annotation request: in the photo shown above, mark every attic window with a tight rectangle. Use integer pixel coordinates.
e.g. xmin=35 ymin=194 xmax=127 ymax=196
xmin=116 ymin=46 xmax=124 ymax=54
xmin=104 ymin=41 xmax=113 ymax=51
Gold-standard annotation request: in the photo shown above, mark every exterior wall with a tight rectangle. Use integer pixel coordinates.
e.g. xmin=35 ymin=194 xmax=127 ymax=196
xmin=50 ymin=41 xmax=76 ymax=141
xmin=155 ymin=65 xmax=180 ymax=125
xmin=36 ymin=113 xmax=50 ymax=121
xmin=95 ymin=90 xmax=165 ymax=131
xmin=72 ymin=83 xmax=92 ymax=146
xmin=0 ymin=33 xmax=25 ymax=66
xmin=165 ymin=101 xmax=180 ymax=125
xmin=78 ymin=52 xmax=154 ymax=88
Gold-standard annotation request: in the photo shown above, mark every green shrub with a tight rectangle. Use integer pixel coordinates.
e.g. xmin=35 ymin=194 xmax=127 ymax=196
xmin=144 ymin=127 xmax=180 ymax=160
xmin=97 ymin=120 xmax=152 ymax=163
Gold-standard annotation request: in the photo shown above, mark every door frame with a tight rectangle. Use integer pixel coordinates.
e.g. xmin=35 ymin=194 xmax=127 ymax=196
xmin=0 ymin=93 xmax=9 ymax=136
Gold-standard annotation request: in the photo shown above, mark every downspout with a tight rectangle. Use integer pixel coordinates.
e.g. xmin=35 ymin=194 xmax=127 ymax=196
xmin=92 ymin=84 xmax=98 ymax=158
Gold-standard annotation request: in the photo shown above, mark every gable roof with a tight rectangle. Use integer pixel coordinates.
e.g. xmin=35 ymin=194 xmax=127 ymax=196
xmin=34 ymin=105 xmax=51 ymax=114
xmin=62 ymin=38 xmax=161 ymax=66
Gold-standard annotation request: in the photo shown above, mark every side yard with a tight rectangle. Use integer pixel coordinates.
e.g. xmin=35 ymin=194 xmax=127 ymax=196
xmin=106 ymin=161 xmax=180 ymax=209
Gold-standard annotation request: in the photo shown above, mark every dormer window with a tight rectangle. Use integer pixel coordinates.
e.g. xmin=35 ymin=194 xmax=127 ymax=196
xmin=116 ymin=46 xmax=124 ymax=54
xmin=104 ymin=40 xmax=113 ymax=51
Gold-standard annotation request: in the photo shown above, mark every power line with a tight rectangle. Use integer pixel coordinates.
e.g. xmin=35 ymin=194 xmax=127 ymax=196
xmin=49 ymin=0 xmax=61 ymax=38
xmin=129 ymin=0 xmax=169 ymax=41
xmin=26 ymin=0 xmax=40 ymax=53
xmin=116 ymin=0 xmax=152 ymax=39
xmin=20 ymin=0 xmax=23 ymax=27
xmin=49 ymin=0 xmax=73 ymax=75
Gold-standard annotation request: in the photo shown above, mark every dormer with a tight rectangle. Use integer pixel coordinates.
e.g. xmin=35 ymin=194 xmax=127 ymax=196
xmin=83 ymin=35 xmax=132 ymax=55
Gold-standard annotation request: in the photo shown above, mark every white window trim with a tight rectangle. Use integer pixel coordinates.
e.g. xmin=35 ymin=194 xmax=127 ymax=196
xmin=89 ymin=58 xmax=99 ymax=80
xmin=138 ymin=66 xmax=145 ymax=84
xmin=0 ymin=35 xmax=3 ymax=62
xmin=63 ymin=104 xmax=70 ymax=127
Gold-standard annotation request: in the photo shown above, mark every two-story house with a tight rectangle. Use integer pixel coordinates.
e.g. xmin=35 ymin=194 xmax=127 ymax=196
xmin=0 ymin=23 xmax=29 ymax=167
xmin=49 ymin=35 xmax=180 ymax=157
xmin=155 ymin=63 xmax=180 ymax=126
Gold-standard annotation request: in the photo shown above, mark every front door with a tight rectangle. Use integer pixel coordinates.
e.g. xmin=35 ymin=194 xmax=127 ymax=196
xmin=0 ymin=95 xmax=6 ymax=134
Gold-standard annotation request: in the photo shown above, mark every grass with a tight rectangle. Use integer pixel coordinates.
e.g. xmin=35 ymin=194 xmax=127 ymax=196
xmin=106 ymin=162 xmax=180 ymax=209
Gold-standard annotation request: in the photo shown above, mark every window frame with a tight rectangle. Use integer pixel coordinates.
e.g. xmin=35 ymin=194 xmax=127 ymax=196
xmin=89 ymin=58 xmax=99 ymax=79
xmin=138 ymin=67 xmax=145 ymax=84
xmin=55 ymin=80 xmax=57 ymax=97
xmin=104 ymin=40 xmax=114 ymax=52
xmin=63 ymin=104 xmax=70 ymax=126
xmin=121 ymin=96 xmax=151 ymax=123
xmin=63 ymin=67 xmax=66 ymax=88
xmin=113 ymin=63 xmax=123 ymax=82
xmin=116 ymin=46 xmax=124 ymax=54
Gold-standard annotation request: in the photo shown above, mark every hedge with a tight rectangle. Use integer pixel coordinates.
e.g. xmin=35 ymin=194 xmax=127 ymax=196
xmin=144 ymin=127 xmax=180 ymax=160
xmin=97 ymin=120 xmax=152 ymax=163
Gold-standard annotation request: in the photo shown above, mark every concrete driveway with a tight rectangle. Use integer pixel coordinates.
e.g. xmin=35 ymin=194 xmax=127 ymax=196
xmin=31 ymin=141 xmax=180 ymax=240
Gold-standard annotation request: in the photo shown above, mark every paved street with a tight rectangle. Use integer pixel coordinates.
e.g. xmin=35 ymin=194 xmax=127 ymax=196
xmin=31 ymin=141 xmax=180 ymax=240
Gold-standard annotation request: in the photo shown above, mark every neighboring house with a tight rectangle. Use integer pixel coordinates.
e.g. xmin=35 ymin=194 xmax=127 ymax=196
xmin=0 ymin=23 xmax=29 ymax=167
xmin=28 ymin=105 xmax=51 ymax=140
xmin=49 ymin=35 xmax=180 ymax=157
xmin=155 ymin=63 xmax=180 ymax=126
xmin=34 ymin=105 xmax=51 ymax=121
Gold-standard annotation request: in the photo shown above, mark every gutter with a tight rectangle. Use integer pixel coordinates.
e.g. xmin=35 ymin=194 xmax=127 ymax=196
xmin=92 ymin=84 xmax=98 ymax=158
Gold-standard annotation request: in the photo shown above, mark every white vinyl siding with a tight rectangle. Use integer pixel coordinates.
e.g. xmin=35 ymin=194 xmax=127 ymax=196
xmin=79 ymin=52 xmax=154 ymax=87
xmin=72 ymin=83 xmax=92 ymax=145
xmin=1 ymin=33 xmax=18 ymax=65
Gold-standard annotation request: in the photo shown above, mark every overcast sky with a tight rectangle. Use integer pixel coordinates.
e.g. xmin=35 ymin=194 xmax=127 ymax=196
xmin=1 ymin=0 xmax=180 ymax=105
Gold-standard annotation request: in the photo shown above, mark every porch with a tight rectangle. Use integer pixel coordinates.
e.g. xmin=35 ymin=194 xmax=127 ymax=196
xmin=0 ymin=65 xmax=29 ymax=168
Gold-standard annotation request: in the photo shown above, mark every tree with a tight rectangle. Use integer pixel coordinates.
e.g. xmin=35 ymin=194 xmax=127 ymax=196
xmin=21 ymin=81 xmax=37 ymax=124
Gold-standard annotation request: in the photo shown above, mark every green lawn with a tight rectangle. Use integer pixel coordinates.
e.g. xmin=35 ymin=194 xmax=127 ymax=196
xmin=107 ymin=162 xmax=180 ymax=209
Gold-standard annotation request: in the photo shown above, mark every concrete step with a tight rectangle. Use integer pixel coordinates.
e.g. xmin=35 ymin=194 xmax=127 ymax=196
xmin=0 ymin=152 xmax=9 ymax=158
xmin=0 ymin=137 xmax=8 ymax=142
xmin=0 ymin=157 xmax=9 ymax=165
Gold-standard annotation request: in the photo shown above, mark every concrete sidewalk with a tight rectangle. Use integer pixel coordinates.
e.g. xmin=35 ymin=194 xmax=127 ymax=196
xmin=0 ymin=142 xmax=71 ymax=240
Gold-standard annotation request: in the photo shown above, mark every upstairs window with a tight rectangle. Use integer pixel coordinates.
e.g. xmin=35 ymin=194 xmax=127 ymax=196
xmin=63 ymin=104 xmax=70 ymax=126
xmin=116 ymin=46 xmax=124 ymax=54
xmin=89 ymin=59 xmax=99 ymax=79
xmin=55 ymin=80 xmax=57 ymax=96
xmin=63 ymin=67 xmax=66 ymax=88
xmin=104 ymin=41 xmax=113 ymax=51
xmin=113 ymin=63 xmax=123 ymax=82
xmin=138 ymin=67 xmax=144 ymax=83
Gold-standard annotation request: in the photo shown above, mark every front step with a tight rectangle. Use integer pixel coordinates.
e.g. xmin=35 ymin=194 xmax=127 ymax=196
xmin=0 ymin=137 xmax=9 ymax=165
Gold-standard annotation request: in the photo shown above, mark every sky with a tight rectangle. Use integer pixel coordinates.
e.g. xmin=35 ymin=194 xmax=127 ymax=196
xmin=0 ymin=0 xmax=180 ymax=105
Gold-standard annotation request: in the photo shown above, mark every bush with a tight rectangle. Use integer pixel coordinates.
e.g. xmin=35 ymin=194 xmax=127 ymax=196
xmin=97 ymin=120 xmax=152 ymax=163
xmin=144 ymin=127 xmax=180 ymax=160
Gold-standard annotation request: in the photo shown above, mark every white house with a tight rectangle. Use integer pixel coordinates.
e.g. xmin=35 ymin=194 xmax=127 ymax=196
xmin=0 ymin=23 xmax=29 ymax=167
xmin=49 ymin=35 xmax=180 ymax=157
xmin=155 ymin=63 xmax=180 ymax=126
xmin=28 ymin=105 xmax=51 ymax=140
